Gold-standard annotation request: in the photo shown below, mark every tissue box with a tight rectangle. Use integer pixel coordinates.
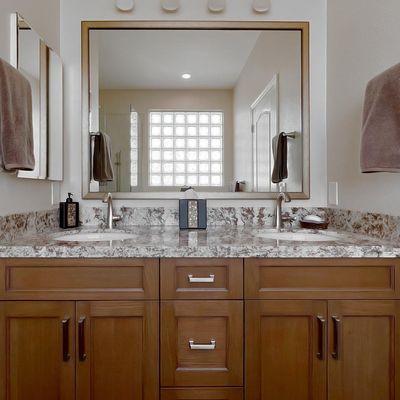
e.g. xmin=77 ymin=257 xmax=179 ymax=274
xmin=179 ymin=199 xmax=207 ymax=230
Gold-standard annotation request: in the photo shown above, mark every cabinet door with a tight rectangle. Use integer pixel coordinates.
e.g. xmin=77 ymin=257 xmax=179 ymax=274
xmin=76 ymin=301 xmax=158 ymax=400
xmin=161 ymin=300 xmax=243 ymax=387
xmin=328 ymin=300 xmax=400 ymax=400
xmin=246 ymin=300 xmax=327 ymax=400
xmin=0 ymin=301 xmax=75 ymax=400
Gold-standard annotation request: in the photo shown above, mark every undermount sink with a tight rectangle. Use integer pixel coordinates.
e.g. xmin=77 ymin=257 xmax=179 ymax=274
xmin=257 ymin=230 xmax=342 ymax=242
xmin=54 ymin=232 xmax=137 ymax=242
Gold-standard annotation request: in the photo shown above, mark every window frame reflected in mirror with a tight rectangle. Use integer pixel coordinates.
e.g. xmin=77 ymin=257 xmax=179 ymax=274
xmin=81 ymin=21 xmax=310 ymax=200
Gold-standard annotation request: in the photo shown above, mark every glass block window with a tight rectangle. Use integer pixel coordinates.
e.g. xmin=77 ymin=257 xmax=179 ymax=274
xmin=149 ymin=111 xmax=224 ymax=187
xmin=130 ymin=111 xmax=139 ymax=187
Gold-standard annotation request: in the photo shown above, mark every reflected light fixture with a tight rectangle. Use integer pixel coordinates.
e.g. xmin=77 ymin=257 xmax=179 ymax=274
xmin=115 ymin=0 xmax=135 ymax=11
xmin=208 ymin=0 xmax=226 ymax=13
xmin=161 ymin=0 xmax=180 ymax=12
xmin=182 ymin=73 xmax=192 ymax=80
xmin=252 ymin=0 xmax=271 ymax=13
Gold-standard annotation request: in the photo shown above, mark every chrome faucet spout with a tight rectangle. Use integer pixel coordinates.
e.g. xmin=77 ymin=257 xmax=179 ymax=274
xmin=274 ymin=191 xmax=291 ymax=232
xmin=103 ymin=192 xmax=122 ymax=230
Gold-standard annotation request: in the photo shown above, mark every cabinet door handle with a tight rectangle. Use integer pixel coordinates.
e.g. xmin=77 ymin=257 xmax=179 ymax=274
xmin=189 ymin=339 xmax=216 ymax=350
xmin=62 ymin=318 xmax=71 ymax=362
xmin=78 ymin=317 xmax=87 ymax=361
xmin=316 ymin=316 xmax=326 ymax=360
xmin=331 ymin=316 xmax=341 ymax=360
xmin=188 ymin=274 xmax=215 ymax=283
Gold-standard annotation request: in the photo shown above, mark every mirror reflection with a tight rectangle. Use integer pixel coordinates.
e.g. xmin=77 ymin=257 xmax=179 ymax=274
xmin=88 ymin=29 xmax=304 ymax=194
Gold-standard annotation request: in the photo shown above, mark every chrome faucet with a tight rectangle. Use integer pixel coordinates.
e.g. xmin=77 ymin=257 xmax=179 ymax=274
xmin=274 ymin=191 xmax=291 ymax=231
xmin=103 ymin=193 xmax=121 ymax=230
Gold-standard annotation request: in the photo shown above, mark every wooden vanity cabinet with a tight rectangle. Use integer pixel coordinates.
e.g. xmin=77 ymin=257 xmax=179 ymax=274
xmin=1 ymin=257 xmax=400 ymax=400
xmin=327 ymin=300 xmax=400 ymax=400
xmin=245 ymin=300 xmax=327 ymax=400
xmin=0 ymin=301 xmax=76 ymax=400
xmin=244 ymin=259 xmax=400 ymax=400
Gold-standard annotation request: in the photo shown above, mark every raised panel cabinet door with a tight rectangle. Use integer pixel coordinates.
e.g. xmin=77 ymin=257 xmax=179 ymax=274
xmin=161 ymin=300 xmax=243 ymax=387
xmin=245 ymin=300 xmax=327 ymax=400
xmin=76 ymin=301 xmax=158 ymax=400
xmin=328 ymin=300 xmax=400 ymax=400
xmin=0 ymin=301 xmax=75 ymax=400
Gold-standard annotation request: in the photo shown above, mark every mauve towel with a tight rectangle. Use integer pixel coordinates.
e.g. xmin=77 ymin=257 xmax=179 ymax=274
xmin=361 ymin=63 xmax=400 ymax=173
xmin=93 ymin=132 xmax=114 ymax=182
xmin=0 ymin=57 xmax=34 ymax=172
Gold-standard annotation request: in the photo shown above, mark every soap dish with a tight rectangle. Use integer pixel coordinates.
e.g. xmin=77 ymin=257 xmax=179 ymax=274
xmin=300 ymin=219 xmax=329 ymax=230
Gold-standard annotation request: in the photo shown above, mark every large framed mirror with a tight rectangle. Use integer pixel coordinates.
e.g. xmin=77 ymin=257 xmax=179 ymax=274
xmin=82 ymin=21 xmax=309 ymax=199
xmin=10 ymin=13 xmax=63 ymax=181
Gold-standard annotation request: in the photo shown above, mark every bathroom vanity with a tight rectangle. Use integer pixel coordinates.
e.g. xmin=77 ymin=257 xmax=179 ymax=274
xmin=0 ymin=227 xmax=399 ymax=400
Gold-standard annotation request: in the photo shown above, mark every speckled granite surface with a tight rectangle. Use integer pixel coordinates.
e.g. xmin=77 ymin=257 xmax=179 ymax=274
xmin=0 ymin=225 xmax=398 ymax=259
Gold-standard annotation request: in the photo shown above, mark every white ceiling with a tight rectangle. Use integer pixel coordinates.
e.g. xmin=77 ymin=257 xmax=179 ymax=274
xmin=95 ymin=30 xmax=261 ymax=90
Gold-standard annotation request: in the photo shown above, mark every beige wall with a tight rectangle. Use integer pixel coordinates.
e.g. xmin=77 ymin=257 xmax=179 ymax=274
xmin=99 ymin=89 xmax=234 ymax=191
xmin=327 ymin=0 xmax=400 ymax=216
xmin=0 ymin=0 xmax=60 ymax=215
xmin=234 ymin=31 xmax=302 ymax=192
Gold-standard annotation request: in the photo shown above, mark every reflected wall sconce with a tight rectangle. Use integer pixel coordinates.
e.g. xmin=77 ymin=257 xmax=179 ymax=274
xmin=252 ymin=0 xmax=271 ymax=13
xmin=115 ymin=0 xmax=135 ymax=11
xmin=208 ymin=0 xmax=226 ymax=13
xmin=161 ymin=0 xmax=180 ymax=12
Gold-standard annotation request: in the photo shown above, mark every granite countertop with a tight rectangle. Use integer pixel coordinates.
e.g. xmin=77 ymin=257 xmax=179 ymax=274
xmin=0 ymin=225 xmax=399 ymax=258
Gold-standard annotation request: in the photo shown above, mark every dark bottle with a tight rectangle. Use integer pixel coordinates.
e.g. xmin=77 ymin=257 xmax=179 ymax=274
xmin=59 ymin=193 xmax=80 ymax=229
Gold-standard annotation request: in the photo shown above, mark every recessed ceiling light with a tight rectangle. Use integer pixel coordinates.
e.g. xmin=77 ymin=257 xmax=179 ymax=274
xmin=182 ymin=73 xmax=191 ymax=80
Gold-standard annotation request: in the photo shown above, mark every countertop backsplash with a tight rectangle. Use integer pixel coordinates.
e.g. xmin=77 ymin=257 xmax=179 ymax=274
xmin=1 ymin=205 xmax=400 ymax=245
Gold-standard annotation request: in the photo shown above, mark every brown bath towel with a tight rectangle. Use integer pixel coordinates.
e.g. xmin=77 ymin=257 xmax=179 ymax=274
xmin=272 ymin=132 xmax=288 ymax=183
xmin=361 ymin=63 xmax=400 ymax=173
xmin=0 ymin=57 xmax=34 ymax=172
xmin=93 ymin=132 xmax=114 ymax=182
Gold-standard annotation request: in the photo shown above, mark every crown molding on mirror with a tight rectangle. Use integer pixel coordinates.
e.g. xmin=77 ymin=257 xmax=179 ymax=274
xmin=81 ymin=20 xmax=310 ymax=200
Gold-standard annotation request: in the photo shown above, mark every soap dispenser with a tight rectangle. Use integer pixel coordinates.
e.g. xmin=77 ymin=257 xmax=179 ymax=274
xmin=59 ymin=193 xmax=80 ymax=229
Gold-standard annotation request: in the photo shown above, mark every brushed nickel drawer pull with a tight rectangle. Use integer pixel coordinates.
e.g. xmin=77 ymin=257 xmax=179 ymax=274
xmin=188 ymin=274 xmax=215 ymax=283
xmin=189 ymin=339 xmax=216 ymax=350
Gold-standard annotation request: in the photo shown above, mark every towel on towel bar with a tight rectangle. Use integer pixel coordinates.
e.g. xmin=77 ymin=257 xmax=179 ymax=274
xmin=93 ymin=132 xmax=114 ymax=182
xmin=361 ymin=63 xmax=400 ymax=173
xmin=272 ymin=132 xmax=288 ymax=183
xmin=0 ymin=57 xmax=34 ymax=172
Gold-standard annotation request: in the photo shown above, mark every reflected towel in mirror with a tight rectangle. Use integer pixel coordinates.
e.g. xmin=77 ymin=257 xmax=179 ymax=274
xmin=0 ymin=57 xmax=34 ymax=172
xmin=93 ymin=132 xmax=115 ymax=182
xmin=272 ymin=132 xmax=288 ymax=183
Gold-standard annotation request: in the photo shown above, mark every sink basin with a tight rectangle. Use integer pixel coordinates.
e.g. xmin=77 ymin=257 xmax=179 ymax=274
xmin=54 ymin=232 xmax=137 ymax=242
xmin=257 ymin=231 xmax=342 ymax=242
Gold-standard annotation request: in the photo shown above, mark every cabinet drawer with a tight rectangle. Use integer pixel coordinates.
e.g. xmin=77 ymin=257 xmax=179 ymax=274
xmin=245 ymin=259 xmax=398 ymax=299
xmin=161 ymin=259 xmax=243 ymax=299
xmin=161 ymin=301 xmax=243 ymax=387
xmin=161 ymin=388 xmax=243 ymax=399
xmin=0 ymin=259 xmax=159 ymax=300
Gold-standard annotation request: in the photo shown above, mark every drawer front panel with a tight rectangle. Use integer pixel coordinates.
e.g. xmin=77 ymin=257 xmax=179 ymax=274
xmin=0 ymin=259 xmax=159 ymax=300
xmin=161 ymin=301 xmax=243 ymax=387
xmin=161 ymin=259 xmax=243 ymax=299
xmin=245 ymin=259 xmax=398 ymax=299
xmin=161 ymin=388 xmax=243 ymax=399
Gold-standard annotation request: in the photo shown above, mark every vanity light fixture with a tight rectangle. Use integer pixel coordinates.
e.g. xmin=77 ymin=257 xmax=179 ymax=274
xmin=115 ymin=0 xmax=135 ymax=11
xmin=208 ymin=0 xmax=226 ymax=13
xmin=161 ymin=0 xmax=180 ymax=12
xmin=182 ymin=73 xmax=191 ymax=79
xmin=252 ymin=0 xmax=271 ymax=13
